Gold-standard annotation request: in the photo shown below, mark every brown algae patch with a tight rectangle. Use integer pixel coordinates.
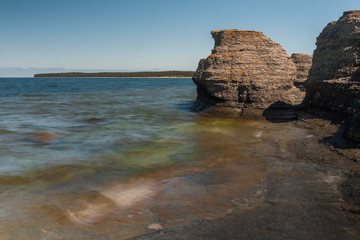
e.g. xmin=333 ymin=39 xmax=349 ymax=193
xmin=0 ymin=175 xmax=30 ymax=185
xmin=31 ymin=132 xmax=65 ymax=143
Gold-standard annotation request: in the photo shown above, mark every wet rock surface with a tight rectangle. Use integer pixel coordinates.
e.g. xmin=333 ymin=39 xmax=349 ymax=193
xmin=192 ymin=29 xmax=304 ymax=118
xmin=303 ymin=10 xmax=360 ymax=141
xmin=135 ymin=118 xmax=360 ymax=240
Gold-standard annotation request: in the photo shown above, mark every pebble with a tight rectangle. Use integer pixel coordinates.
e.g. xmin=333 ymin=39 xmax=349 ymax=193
xmin=147 ymin=223 xmax=164 ymax=231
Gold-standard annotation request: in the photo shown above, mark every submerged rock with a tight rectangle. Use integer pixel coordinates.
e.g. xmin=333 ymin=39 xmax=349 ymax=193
xmin=291 ymin=53 xmax=312 ymax=91
xmin=192 ymin=29 xmax=304 ymax=119
xmin=31 ymin=132 xmax=64 ymax=143
xmin=303 ymin=10 xmax=360 ymax=141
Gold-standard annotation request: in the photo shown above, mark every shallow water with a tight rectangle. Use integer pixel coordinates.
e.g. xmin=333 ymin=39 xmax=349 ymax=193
xmin=0 ymin=78 xmax=358 ymax=239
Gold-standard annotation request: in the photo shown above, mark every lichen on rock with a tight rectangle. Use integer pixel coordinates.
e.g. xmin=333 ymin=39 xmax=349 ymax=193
xmin=192 ymin=29 xmax=305 ymax=119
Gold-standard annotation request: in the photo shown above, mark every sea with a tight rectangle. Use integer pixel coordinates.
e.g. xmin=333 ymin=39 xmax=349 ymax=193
xmin=0 ymin=78 xmax=355 ymax=239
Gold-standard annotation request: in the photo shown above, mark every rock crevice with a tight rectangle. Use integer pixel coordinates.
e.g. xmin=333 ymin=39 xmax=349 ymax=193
xmin=291 ymin=53 xmax=312 ymax=91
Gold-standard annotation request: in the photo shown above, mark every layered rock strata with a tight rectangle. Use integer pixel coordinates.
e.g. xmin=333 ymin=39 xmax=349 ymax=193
xmin=303 ymin=10 xmax=360 ymax=141
xmin=291 ymin=53 xmax=312 ymax=91
xmin=192 ymin=29 xmax=304 ymax=118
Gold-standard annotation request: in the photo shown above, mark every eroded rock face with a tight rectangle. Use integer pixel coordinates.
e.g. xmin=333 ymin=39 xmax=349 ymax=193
xmin=291 ymin=53 xmax=312 ymax=91
xmin=193 ymin=29 xmax=304 ymax=118
xmin=303 ymin=10 xmax=360 ymax=141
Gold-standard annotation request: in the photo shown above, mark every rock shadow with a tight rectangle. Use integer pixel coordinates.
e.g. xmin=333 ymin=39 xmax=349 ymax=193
xmin=295 ymin=108 xmax=360 ymax=155
xmin=350 ymin=68 xmax=360 ymax=82
xmin=319 ymin=128 xmax=353 ymax=149
xmin=318 ymin=123 xmax=360 ymax=151
xmin=190 ymin=83 xmax=226 ymax=114
xmin=174 ymin=100 xmax=197 ymax=113
xmin=262 ymin=101 xmax=299 ymax=123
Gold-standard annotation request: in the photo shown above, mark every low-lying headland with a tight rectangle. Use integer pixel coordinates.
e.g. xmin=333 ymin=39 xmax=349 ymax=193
xmin=34 ymin=71 xmax=195 ymax=78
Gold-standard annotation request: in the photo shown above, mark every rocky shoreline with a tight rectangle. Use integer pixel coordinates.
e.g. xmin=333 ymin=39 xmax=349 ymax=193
xmin=133 ymin=116 xmax=360 ymax=240
xmin=193 ymin=10 xmax=360 ymax=143
xmin=134 ymin=10 xmax=360 ymax=240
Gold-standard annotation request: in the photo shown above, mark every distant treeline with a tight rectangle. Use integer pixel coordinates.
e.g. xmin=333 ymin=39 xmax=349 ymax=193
xmin=34 ymin=71 xmax=195 ymax=78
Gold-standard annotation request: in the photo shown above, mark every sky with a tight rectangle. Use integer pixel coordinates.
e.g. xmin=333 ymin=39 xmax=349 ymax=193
xmin=0 ymin=0 xmax=360 ymax=76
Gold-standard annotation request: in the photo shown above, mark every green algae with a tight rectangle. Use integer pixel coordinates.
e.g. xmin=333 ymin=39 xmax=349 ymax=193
xmin=0 ymin=164 xmax=96 ymax=192
xmin=0 ymin=175 xmax=30 ymax=185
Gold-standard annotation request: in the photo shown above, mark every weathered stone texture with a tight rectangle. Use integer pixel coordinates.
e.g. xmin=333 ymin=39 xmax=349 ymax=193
xmin=192 ymin=29 xmax=304 ymax=118
xmin=303 ymin=10 xmax=360 ymax=141
xmin=291 ymin=53 xmax=312 ymax=91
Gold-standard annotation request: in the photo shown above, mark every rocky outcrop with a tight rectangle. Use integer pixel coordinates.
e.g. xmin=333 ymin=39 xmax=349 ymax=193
xmin=303 ymin=10 xmax=360 ymax=141
xmin=291 ymin=53 xmax=312 ymax=91
xmin=192 ymin=29 xmax=304 ymax=118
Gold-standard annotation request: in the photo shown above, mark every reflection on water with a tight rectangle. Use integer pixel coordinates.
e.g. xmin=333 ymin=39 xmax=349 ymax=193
xmin=0 ymin=78 xmax=350 ymax=239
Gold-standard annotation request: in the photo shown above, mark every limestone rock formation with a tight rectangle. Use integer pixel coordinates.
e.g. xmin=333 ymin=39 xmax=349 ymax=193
xmin=192 ymin=29 xmax=304 ymax=118
xmin=303 ymin=10 xmax=360 ymax=141
xmin=291 ymin=53 xmax=312 ymax=91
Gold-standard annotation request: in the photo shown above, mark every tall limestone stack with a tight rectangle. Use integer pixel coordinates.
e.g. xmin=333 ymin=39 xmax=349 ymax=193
xmin=303 ymin=10 xmax=360 ymax=141
xmin=192 ymin=29 xmax=304 ymax=118
xmin=291 ymin=53 xmax=312 ymax=91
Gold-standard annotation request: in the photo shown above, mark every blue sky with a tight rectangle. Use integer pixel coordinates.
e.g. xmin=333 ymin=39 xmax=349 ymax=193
xmin=0 ymin=0 xmax=359 ymax=76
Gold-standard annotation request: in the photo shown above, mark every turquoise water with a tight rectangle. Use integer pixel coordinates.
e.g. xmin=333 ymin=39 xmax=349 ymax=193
xmin=0 ymin=78 xmax=335 ymax=239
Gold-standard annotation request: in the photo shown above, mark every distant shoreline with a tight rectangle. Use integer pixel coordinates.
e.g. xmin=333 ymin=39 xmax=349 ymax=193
xmin=34 ymin=71 xmax=195 ymax=78
xmin=33 ymin=76 xmax=192 ymax=79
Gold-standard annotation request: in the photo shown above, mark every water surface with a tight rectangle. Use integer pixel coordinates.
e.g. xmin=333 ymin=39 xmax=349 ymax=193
xmin=0 ymin=78 xmax=358 ymax=239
